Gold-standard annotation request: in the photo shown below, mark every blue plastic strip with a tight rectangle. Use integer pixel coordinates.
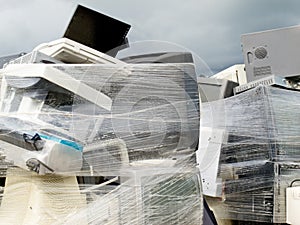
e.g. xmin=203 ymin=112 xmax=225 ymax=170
xmin=39 ymin=134 xmax=83 ymax=152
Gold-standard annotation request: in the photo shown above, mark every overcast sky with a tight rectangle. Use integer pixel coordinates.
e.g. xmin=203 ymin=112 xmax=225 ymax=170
xmin=1 ymin=0 xmax=300 ymax=75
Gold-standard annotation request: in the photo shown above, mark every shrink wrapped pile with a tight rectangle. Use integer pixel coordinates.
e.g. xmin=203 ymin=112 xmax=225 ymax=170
xmin=200 ymin=86 xmax=300 ymax=224
xmin=0 ymin=62 xmax=202 ymax=224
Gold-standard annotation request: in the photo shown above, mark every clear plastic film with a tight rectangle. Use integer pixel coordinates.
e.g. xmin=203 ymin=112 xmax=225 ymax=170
xmin=199 ymin=85 xmax=300 ymax=223
xmin=0 ymin=62 xmax=202 ymax=224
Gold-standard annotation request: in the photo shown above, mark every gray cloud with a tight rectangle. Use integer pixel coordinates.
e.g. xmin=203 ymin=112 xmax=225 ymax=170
xmin=1 ymin=0 xmax=300 ymax=75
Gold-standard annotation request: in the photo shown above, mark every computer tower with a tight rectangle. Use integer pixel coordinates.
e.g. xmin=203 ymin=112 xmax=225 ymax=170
xmin=242 ymin=25 xmax=300 ymax=82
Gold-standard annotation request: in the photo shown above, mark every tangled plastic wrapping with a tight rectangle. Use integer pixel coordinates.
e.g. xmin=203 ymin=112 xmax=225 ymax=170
xmin=199 ymin=85 xmax=300 ymax=224
xmin=0 ymin=62 xmax=203 ymax=224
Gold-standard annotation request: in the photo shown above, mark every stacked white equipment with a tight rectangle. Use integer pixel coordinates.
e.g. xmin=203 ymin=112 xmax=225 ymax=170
xmin=0 ymin=38 xmax=203 ymax=224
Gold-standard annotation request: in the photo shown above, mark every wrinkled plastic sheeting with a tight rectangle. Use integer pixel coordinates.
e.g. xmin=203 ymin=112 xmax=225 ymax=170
xmin=0 ymin=63 xmax=199 ymax=175
xmin=53 ymin=167 xmax=203 ymax=225
xmin=0 ymin=166 xmax=202 ymax=225
xmin=199 ymin=86 xmax=300 ymax=223
xmin=0 ymin=63 xmax=202 ymax=224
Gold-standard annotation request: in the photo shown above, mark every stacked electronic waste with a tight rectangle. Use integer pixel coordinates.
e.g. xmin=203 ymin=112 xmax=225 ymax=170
xmin=0 ymin=40 xmax=203 ymax=224
xmin=197 ymin=25 xmax=300 ymax=225
xmin=199 ymin=85 xmax=300 ymax=224
xmin=6 ymin=3 xmax=300 ymax=225
xmin=0 ymin=5 xmax=203 ymax=225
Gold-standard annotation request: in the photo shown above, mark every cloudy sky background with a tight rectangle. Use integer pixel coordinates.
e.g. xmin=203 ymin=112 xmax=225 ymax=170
xmin=1 ymin=0 xmax=300 ymax=75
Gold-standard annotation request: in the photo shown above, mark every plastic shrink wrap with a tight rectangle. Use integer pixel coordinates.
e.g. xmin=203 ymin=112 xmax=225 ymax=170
xmin=0 ymin=61 xmax=203 ymax=224
xmin=199 ymin=85 xmax=300 ymax=224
